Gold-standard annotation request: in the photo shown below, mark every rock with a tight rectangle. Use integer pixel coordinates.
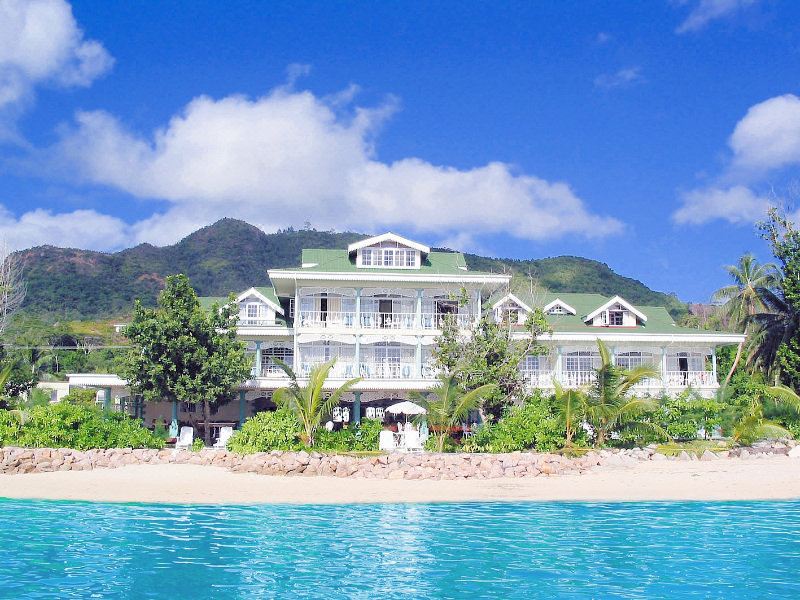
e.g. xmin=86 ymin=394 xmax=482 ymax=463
xmin=788 ymin=446 xmax=800 ymax=459
xmin=651 ymin=453 xmax=666 ymax=461
xmin=740 ymin=449 xmax=751 ymax=459
xmin=700 ymin=450 xmax=718 ymax=461
xmin=678 ymin=451 xmax=691 ymax=461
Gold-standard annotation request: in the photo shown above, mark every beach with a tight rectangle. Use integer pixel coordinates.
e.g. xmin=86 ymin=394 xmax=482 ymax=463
xmin=1 ymin=457 xmax=799 ymax=504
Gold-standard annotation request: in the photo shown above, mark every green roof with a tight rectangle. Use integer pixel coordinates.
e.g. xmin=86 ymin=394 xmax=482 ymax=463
xmin=270 ymin=248 xmax=500 ymax=276
xmin=492 ymin=290 xmax=728 ymax=335
xmin=198 ymin=286 xmax=291 ymax=326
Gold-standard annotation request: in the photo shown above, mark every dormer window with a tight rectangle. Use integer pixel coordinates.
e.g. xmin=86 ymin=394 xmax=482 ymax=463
xmin=543 ymin=299 xmax=577 ymax=316
xmin=586 ymin=297 xmax=647 ymax=328
xmin=349 ymin=233 xmax=429 ymax=270
xmin=607 ymin=309 xmax=625 ymax=326
xmin=548 ymin=305 xmax=567 ymax=315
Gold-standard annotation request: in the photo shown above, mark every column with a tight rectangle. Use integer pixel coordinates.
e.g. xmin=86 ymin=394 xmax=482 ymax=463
xmin=555 ymin=346 xmax=563 ymax=383
xmin=238 ymin=390 xmax=246 ymax=427
xmin=416 ymin=289 xmax=423 ymax=328
xmin=254 ymin=341 xmax=262 ymax=378
xmin=711 ymin=348 xmax=718 ymax=383
xmin=103 ymin=387 xmax=111 ymax=411
xmin=661 ymin=347 xmax=668 ymax=389
xmin=355 ymin=334 xmax=361 ymax=377
xmin=353 ymin=392 xmax=361 ymax=425
xmin=415 ymin=335 xmax=423 ymax=378
xmin=355 ymin=287 xmax=362 ymax=328
xmin=171 ymin=398 xmax=178 ymax=423
xmin=610 ymin=346 xmax=617 ymax=367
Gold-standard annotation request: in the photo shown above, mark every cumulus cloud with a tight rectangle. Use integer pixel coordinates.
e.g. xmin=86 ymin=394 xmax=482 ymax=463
xmin=46 ymin=84 xmax=622 ymax=249
xmin=676 ymin=0 xmax=759 ymax=34
xmin=0 ymin=0 xmax=113 ymax=130
xmin=593 ymin=67 xmax=642 ymax=90
xmin=672 ymin=93 xmax=800 ymax=226
xmin=729 ymin=94 xmax=800 ymax=175
xmin=0 ymin=204 xmax=129 ymax=251
xmin=672 ymin=185 xmax=771 ymax=225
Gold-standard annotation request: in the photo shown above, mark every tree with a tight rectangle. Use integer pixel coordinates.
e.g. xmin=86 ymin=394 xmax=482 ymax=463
xmin=433 ymin=286 xmax=551 ymax=422
xmin=750 ymin=209 xmax=800 ymax=386
xmin=583 ymin=340 xmax=665 ymax=447
xmin=552 ymin=380 xmax=584 ymax=447
xmin=122 ymin=274 xmax=252 ymax=445
xmin=412 ymin=374 xmax=496 ymax=452
xmin=0 ymin=240 xmax=25 ymax=337
xmin=272 ymin=359 xmax=360 ymax=447
xmin=712 ymin=253 xmax=777 ymax=386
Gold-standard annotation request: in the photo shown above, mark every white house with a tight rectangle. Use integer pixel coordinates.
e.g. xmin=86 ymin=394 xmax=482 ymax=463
xmin=67 ymin=232 xmax=744 ymax=427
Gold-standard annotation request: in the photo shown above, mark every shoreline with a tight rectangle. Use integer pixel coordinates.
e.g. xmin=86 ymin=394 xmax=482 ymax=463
xmin=2 ymin=458 xmax=800 ymax=505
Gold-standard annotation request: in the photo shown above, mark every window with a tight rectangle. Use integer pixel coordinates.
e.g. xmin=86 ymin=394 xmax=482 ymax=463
xmin=262 ymin=347 xmax=293 ymax=373
xmin=565 ymin=351 xmax=596 ymax=372
xmin=521 ymin=355 xmax=543 ymax=373
xmin=181 ymin=401 xmax=197 ymax=413
xmin=548 ymin=305 xmax=567 ymax=315
xmin=608 ymin=310 xmax=625 ymax=326
xmin=362 ymin=248 xmax=373 ymax=266
xmin=246 ymin=303 xmax=260 ymax=319
xmin=360 ymin=246 xmax=417 ymax=268
xmin=404 ymin=249 xmax=415 ymax=267
xmin=288 ymin=299 xmax=294 ymax=318
xmin=616 ymin=352 xmax=652 ymax=369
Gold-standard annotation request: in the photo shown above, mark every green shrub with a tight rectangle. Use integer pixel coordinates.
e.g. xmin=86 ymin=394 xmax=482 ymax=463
xmin=0 ymin=411 xmax=23 ymax=446
xmin=0 ymin=403 xmax=163 ymax=450
xmin=307 ymin=419 xmax=384 ymax=452
xmin=227 ymin=409 xmax=302 ymax=453
xmin=463 ymin=395 xmax=563 ymax=453
xmin=659 ymin=393 xmax=724 ymax=441
xmin=191 ymin=438 xmax=204 ymax=452
xmin=424 ymin=433 xmax=458 ymax=452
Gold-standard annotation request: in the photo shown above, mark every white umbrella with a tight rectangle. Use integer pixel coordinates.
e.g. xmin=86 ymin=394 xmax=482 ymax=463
xmin=386 ymin=400 xmax=426 ymax=417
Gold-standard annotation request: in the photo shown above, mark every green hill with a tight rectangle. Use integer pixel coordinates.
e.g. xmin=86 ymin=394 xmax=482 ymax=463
xmin=15 ymin=219 xmax=687 ymax=320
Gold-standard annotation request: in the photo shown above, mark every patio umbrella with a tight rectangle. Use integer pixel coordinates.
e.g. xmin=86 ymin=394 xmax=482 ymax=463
xmin=386 ymin=401 xmax=426 ymax=422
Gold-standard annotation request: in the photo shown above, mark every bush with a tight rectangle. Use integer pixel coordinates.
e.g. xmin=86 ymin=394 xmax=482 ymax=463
xmin=306 ymin=419 xmax=384 ymax=452
xmin=659 ymin=393 xmax=724 ymax=441
xmin=0 ymin=402 xmax=164 ymax=450
xmin=424 ymin=433 xmax=458 ymax=452
xmin=463 ymin=395 xmax=563 ymax=453
xmin=61 ymin=388 xmax=100 ymax=406
xmin=191 ymin=438 xmax=204 ymax=452
xmin=227 ymin=409 xmax=302 ymax=453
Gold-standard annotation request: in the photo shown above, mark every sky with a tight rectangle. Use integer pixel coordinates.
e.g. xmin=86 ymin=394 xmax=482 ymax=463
xmin=1 ymin=0 xmax=799 ymax=302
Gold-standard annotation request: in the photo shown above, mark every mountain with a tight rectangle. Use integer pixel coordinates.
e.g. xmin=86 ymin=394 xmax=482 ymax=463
xmin=15 ymin=218 xmax=687 ymax=320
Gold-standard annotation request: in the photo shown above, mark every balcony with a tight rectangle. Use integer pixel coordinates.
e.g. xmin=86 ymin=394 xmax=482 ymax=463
xmin=239 ymin=317 xmax=278 ymax=327
xmin=360 ymin=312 xmax=416 ymax=330
xmin=520 ymin=369 xmax=717 ymax=390
xmin=296 ymin=309 xmax=474 ymax=330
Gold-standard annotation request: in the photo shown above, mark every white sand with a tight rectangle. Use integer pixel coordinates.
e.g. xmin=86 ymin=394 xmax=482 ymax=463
xmin=1 ymin=457 xmax=800 ymax=504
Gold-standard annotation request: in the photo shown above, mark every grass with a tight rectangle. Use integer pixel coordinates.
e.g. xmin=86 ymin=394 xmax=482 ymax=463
xmin=655 ymin=440 xmax=731 ymax=457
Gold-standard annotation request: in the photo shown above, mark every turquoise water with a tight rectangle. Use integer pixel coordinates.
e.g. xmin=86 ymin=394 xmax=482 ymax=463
xmin=1 ymin=499 xmax=799 ymax=599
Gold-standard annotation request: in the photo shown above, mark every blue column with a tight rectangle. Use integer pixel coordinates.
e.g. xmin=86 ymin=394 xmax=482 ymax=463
xmin=416 ymin=289 xmax=423 ymax=328
xmin=238 ymin=390 xmax=246 ymax=427
xmin=415 ymin=335 xmax=422 ymax=378
xmin=353 ymin=392 xmax=361 ymax=424
xmin=171 ymin=399 xmax=178 ymax=422
xmin=355 ymin=287 xmax=362 ymax=327
xmin=255 ymin=341 xmax=262 ymax=378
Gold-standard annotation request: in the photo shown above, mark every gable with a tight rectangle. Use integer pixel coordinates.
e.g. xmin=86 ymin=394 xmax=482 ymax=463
xmin=584 ymin=295 xmax=647 ymax=325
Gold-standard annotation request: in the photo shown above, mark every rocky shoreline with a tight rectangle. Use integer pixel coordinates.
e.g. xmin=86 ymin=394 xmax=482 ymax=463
xmin=2 ymin=441 xmax=798 ymax=479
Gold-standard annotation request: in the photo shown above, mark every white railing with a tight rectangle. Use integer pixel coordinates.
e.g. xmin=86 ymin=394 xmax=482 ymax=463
xmin=297 ymin=311 xmax=356 ymax=328
xmin=420 ymin=312 xmax=473 ymax=330
xmin=522 ymin=371 xmax=557 ymax=387
xmin=297 ymin=361 xmax=358 ymax=379
xmin=239 ymin=317 xmax=276 ymax=327
xmin=360 ymin=312 xmax=417 ymax=330
xmin=665 ymin=370 xmax=716 ymax=387
xmin=259 ymin=364 xmax=291 ymax=377
xmin=359 ymin=362 xmax=417 ymax=379
xmin=560 ymin=370 xmax=597 ymax=387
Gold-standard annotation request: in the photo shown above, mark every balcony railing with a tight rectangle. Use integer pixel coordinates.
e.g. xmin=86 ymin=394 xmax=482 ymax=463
xmin=278 ymin=361 xmax=440 ymax=380
xmin=420 ymin=312 xmax=473 ymax=330
xmin=665 ymin=370 xmax=715 ymax=387
xmin=239 ymin=317 xmax=277 ymax=327
xmin=297 ymin=311 xmax=356 ymax=328
xmin=520 ymin=369 xmax=717 ymax=389
xmin=360 ymin=312 xmax=417 ymax=330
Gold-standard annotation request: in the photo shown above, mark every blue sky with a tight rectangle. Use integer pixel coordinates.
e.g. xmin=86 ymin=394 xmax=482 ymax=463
xmin=1 ymin=0 xmax=799 ymax=302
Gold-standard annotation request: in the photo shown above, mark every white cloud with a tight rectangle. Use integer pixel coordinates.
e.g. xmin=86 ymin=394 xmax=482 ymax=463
xmin=0 ymin=204 xmax=129 ymax=250
xmin=47 ymin=84 xmax=623 ymax=249
xmin=593 ymin=67 xmax=642 ymax=90
xmin=672 ymin=185 xmax=771 ymax=225
xmin=0 ymin=0 xmax=113 ymax=127
xmin=729 ymin=94 xmax=800 ymax=174
xmin=676 ymin=0 xmax=759 ymax=34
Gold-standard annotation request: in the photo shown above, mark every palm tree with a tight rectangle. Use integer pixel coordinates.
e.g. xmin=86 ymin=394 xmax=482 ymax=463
xmin=731 ymin=384 xmax=800 ymax=445
xmin=273 ymin=359 xmax=360 ymax=447
xmin=748 ymin=284 xmax=799 ymax=384
xmin=552 ymin=380 xmax=585 ymax=447
xmin=412 ymin=374 xmax=496 ymax=452
xmin=713 ymin=254 xmax=778 ymax=386
xmin=583 ymin=340 xmax=665 ymax=447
